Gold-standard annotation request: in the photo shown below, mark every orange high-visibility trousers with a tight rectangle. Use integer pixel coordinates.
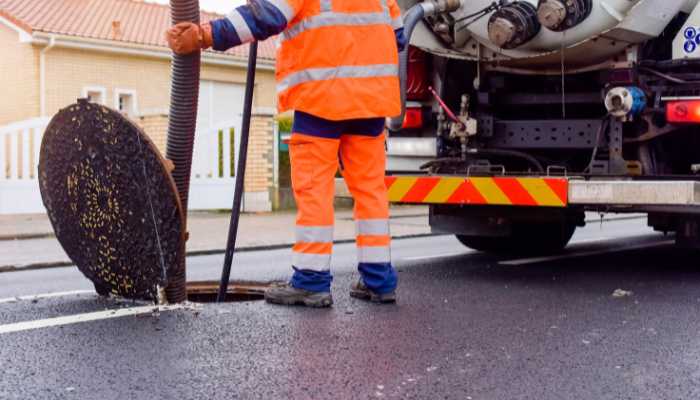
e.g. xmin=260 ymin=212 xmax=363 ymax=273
xmin=288 ymin=112 xmax=396 ymax=294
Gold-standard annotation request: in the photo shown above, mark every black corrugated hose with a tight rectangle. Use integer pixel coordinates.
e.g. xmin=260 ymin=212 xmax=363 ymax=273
xmin=165 ymin=0 xmax=201 ymax=303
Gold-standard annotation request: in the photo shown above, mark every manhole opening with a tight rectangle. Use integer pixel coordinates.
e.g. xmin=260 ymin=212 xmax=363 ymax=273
xmin=186 ymin=281 xmax=270 ymax=303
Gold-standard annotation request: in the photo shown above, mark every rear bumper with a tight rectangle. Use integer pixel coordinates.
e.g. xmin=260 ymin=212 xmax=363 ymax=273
xmin=386 ymin=176 xmax=700 ymax=208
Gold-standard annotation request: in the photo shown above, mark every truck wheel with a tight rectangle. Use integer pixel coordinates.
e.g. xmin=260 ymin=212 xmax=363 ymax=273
xmin=456 ymin=222 xmax=576 ymax=255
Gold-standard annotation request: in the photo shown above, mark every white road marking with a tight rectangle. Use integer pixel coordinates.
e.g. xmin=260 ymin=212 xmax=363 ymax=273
xmin=0 ymin=304 xmax=189 ymax=335
xmin=499 ymin=240 xmax=674 ymax=266
xmin=401 ymin=251 xmax=471 ymax=262
xmin=0 ymin=290 xmax=95 ymax=304
xmin=571 ymin=237 xmax=611 ymax=244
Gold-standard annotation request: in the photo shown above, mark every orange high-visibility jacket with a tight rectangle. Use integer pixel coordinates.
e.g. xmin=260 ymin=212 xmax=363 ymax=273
xmin=210 ymin=0 xmax=404 ymax=121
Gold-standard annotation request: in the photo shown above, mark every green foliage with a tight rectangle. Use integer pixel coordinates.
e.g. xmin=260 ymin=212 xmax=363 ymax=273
xmin=276 ymin=115 xmax=293 ymax=133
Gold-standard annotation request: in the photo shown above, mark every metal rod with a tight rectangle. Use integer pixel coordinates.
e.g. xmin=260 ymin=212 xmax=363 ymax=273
xmin=218 ymin=42 xmax=258 ymax=302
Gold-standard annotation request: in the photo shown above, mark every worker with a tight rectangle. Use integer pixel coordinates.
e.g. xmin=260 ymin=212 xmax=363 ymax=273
xmin=166 ymin=0 xmax=405 ymax=307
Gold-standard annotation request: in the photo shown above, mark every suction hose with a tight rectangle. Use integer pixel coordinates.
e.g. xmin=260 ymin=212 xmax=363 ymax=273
xmin=165 ymin=0 xmax=201 ymax=303
xmin=388 ymin=0 xmax=462 ymax=132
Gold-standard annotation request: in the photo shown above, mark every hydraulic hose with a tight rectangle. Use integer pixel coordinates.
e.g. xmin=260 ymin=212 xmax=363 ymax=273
xmin=165 ymin=0 xmax=201 ymax=303
xmin=389 ymin=0 xmax=462 ymax=132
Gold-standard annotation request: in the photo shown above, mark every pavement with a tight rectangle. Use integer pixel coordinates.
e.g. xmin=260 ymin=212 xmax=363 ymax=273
xmin=0 ymin=208 xmax=643 ymax=272
xmin=0 ymin=206 xmax=431 ymax=272
xmin=2 ymin=218 xmax=698 ymax=399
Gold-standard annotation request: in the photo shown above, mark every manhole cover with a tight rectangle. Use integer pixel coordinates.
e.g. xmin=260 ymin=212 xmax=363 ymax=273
xmin=39 ymin=100 xmax=185 ymax=300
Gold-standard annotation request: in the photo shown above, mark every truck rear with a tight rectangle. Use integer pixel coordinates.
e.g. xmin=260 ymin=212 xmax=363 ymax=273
xmin=388 ymin=0 xmax=700 ymax=253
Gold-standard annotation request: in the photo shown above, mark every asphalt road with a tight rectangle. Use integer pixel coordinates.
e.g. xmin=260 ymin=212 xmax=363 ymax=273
xmin=1 ymin=217 xmax=699 ymax=399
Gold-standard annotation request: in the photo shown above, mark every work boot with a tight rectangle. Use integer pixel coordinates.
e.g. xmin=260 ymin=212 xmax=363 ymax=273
xmin=350 ymin=280 xmax=396 ymax=304
xmin=264 ymin=283 xmax=333 ymax=308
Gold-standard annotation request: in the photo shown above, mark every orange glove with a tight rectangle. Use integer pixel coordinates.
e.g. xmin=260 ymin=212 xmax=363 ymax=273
xmin=166 ymin=22 xmax=214 ymax=55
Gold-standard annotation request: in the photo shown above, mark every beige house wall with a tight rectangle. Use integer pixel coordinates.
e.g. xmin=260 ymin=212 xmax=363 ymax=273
xmin=43 ymin=47 xmax=276 ymax=121
xmin=0 ymin=25 xmax=40 ymax=126
xmin=42 ymin=47 xmax=277 ymax=155
xmin=1 ymin=32 xmax=279 ymax=211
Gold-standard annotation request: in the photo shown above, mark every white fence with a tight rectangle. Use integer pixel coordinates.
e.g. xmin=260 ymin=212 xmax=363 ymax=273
xmin=0 ymin=117 xmax=51 ymax=214
xmin=0 ymin=117 xmax=241 ymax=215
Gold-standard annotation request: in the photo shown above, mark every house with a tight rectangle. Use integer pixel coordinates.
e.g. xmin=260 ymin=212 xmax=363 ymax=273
xmin=0 ymin=0 xmax=279 ymax=214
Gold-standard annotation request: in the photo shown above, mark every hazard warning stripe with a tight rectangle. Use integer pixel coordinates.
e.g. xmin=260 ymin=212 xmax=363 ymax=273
xmin=385 ymin=176 xmax=568 ymax=207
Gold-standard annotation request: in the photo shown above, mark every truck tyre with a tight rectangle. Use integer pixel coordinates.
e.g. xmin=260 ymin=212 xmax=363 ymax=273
xmin=456 ymin=222 xmax=576 ymax=255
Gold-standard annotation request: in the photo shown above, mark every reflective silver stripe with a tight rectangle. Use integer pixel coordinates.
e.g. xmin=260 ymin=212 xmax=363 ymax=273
xmin=292 ymin=252 xmax=332 ymax=271
xmin=356 ymin=219 xmax=390 ymax=236
xmin=277 ymin=64 xmax=398 ymax=94
xmin=380 ymin=0 xmax=389 ymax=14
xmin=282 ymin=11 xmax=391 ymax=41
xmin=391 ymin=15 xmax=403 ymax=30
xmin=267 ymin=0 xmax=296 ymax=22
xmin=296 ymin=226 xmax=334 ymax=243
xmin=320 ymin=0 xmax=333 ymax=12
xmin=227 ymin=9 xmax=254 ymax=43
xmin=357 ymin=246 xmax=391 ymax=264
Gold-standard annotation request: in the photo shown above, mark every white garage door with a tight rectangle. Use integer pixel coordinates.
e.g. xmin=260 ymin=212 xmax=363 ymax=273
xmin=189 ymin=80 xmax=245 ymax=210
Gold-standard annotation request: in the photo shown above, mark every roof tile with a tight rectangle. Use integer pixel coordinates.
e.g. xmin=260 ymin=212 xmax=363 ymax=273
xmin=0 ymin=0 xmax=277 ymax=60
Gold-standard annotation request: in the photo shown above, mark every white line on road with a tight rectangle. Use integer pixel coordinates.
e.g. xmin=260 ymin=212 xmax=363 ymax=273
xmin=499 ymin=240 xmax=674 ymax=266
xmin=571 ymin=237 xmax=611 ymax=244
xmin=0 ymin=290 xmax=95 ymax=304
xmin=0 ymin=304 xmax=189 ymax=335
xmin=401 ymin=251 xmax=471 ymax=262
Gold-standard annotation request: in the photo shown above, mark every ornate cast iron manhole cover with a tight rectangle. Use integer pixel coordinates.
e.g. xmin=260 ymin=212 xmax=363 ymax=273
xmin=39 ymin=100 xmax=185 ymax=300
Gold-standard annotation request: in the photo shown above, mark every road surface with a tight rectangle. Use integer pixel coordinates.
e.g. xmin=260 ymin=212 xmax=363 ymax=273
xmin=2 ymin=217 xmax=699 ymax=399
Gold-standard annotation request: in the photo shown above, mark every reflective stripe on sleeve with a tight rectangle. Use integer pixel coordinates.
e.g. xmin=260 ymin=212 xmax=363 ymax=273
xmin=267 ymin=0 xmax=296 ymax=22
xmin=391 ymin=15 xmax=403 ymax=29
xmin=277 ymin=64 xmax=398 ymax=94
xmin=296 ymin=226 xmax=334 ymax=243
xmin=292 ymin=252 xmax=332 ymax=271
xmin=356 ymin=219 xmax=390 ymax=236
xmin=282 ymin=11 xmax=391 ymax=41
xmin=320 ymin=0 xmax=333 ymax=12
xmin=358 ymin=246 xmax=391 ymax=264
xmin=226 ymin=9 xmax=254 ymax=43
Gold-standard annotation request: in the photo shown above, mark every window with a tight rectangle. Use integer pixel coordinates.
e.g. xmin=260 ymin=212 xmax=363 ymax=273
xmin=82 ymin=86 xmax=106 ymax=104
xmin=114 ymin=89 xmax=138 ymax=116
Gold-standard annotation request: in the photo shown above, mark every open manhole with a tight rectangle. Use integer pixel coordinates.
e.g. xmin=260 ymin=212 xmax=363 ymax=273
xmin=186 ymin=281 xmax=276 ymax=303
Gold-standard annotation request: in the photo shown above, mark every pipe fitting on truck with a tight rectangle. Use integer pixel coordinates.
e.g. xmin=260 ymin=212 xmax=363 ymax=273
xmin=487 ymin=2 xmax=541 ymax=49
xmin=389 ymin=0 xmax=463 ymax=133
xmin=604 ymin=87 xmax=646 ymax=120
xmin=537 ymin=0 xmax=593 ymax=31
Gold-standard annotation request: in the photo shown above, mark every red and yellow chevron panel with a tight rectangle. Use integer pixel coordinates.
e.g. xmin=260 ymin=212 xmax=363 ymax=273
xmin=385 ymin=176 xmax=568 ymax=207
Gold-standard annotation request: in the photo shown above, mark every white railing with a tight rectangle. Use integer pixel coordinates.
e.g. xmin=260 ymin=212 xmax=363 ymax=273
xmin=0 ymin=117 xmax=51 ymax=214
xmin=0 ymin=116 xmax=241 ymax=214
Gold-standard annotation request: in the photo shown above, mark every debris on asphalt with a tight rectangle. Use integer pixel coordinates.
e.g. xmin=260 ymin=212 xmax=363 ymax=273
xmin=612 ymin=289 xmax=634 ymax=298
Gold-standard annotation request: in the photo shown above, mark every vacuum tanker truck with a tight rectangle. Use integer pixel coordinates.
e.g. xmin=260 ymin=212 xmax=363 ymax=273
xmin=387 ymin=0 xmax=700 ymax=253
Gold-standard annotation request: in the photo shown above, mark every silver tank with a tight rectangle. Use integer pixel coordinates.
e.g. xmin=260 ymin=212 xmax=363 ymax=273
xmin=401 ymin=0 xmax=700 ymax=70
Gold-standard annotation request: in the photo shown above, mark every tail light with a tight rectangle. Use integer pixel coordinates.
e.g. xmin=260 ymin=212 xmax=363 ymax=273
xmin=406 ymin=46 xmax=430 ymax=101
xmin=667 ymin=101 xmax=700 ymax=124
xmin=403 ymin=106 xmax=423 ymax=129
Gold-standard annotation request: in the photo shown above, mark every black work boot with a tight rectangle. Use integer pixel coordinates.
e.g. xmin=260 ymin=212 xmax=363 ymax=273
xmin=350 ymin=280 xmax=396 ymax=304
xmin=265 ymin=283 xmax=333 ymax=308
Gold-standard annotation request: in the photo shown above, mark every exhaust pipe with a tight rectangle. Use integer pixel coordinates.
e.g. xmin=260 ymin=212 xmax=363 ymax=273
xmin=389 ymin=0 xmax=462 ymax=133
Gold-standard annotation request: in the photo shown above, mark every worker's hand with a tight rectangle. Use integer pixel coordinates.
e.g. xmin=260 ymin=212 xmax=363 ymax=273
xmin=166 ymin=22 xmax=213 ymax=55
